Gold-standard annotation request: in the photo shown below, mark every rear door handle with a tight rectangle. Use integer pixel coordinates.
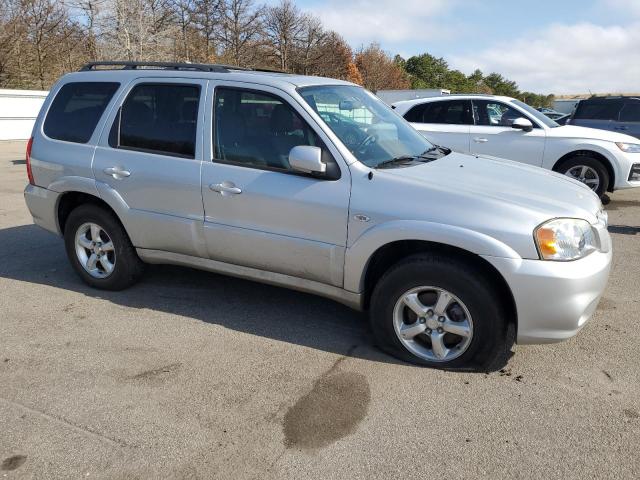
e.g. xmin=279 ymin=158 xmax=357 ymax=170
xmin=103 ymin=166 xmax=131 ymax=179
xmin=473 ymin=137 xmax=488 ymax=143
xmin=210 ymin=181 xmax=242 ymax=196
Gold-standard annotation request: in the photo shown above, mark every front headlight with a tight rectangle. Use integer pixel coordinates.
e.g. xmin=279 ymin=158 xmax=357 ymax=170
xmin=616 ymin=142 xmax=640 ymax=153
xmin=534 ymin=218 xmax=597 ymax=261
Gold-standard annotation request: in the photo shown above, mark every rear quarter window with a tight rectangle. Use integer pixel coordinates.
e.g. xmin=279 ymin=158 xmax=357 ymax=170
xmin=43 ymin=82 xmax=120 ymax=143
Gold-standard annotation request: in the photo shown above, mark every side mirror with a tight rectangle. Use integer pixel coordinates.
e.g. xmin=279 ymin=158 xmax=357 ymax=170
xmin=289 ymin=145 xmax=326 ymax=175
xmin=512 ymin=117 xmax=533 ymax=132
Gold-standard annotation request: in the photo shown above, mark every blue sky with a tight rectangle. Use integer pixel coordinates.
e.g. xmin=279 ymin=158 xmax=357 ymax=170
xmin=268 ymin=0 xmax=640 ymax=94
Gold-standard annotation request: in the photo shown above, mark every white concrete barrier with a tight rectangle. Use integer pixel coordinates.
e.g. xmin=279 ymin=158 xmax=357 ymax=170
xmin=0 ymin=89 xmax=49 ymax=140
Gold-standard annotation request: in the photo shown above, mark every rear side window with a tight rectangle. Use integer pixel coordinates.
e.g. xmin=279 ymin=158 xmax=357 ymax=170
xmin=44 ymin=82 xmax=119 ymax=143
xmin=112 ymin=83 xmax=200 ymax=158
xmin=405 ymin=100 xmax=472 ymax=125
xmin=573 ymin=100 xmax=623 ymax=120
xmin=619 ymin=102 xmax=640 ymax=122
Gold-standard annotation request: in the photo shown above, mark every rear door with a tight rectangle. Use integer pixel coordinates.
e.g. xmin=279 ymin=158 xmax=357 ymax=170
xmin=617 ymin=100 xmax=640 ymax=139
xmin=469 ymin=99 xmax=546 ymax=166
xmin=200 ymin=83 xmax=351 ymax=287
xmin=93 ymin=78 xmax=207 ymax=257
xmin=403 ymin=100 xmax=472 ymax=153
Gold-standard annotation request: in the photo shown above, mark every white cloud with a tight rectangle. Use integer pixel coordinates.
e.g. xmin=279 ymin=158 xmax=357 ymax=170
xmin=310 ymin=0 xmax=456 ymax=46
xmin=451 ymin=22 xmax=640 ymax=94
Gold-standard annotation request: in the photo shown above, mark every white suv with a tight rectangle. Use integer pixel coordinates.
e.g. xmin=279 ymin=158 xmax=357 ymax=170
xmin=392 ymin=95 xmax=640 ymax=199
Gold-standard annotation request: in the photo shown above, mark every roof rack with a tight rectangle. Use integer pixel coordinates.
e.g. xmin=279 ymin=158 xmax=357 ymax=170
xmin=79 ymin=61 xmax=286 ymax=75
xmin=79 ymin=61 xmax=251 ymax=73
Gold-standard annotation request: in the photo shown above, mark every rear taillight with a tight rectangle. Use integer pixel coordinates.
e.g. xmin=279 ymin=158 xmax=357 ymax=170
xmin=26 ymin=137 xmax=34 ymax=185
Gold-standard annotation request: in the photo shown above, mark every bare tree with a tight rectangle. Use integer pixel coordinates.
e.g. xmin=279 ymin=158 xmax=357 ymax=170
xmin=264 ymin=0 xmax=303 ymax=71
xmin=22 ymin=0 xmax=69 ymax=88
xmin=169 ymin=0 xmax=194 ymax=61
xmin=192 ymin=0 xmax=219 ymax=61
xmin=293 ymin=13 xmax=324 ymax=75
xmin=217 ymin=0 xmax=263 ymax=67
xmin=69 ymin=0 xmax=107 ymax=59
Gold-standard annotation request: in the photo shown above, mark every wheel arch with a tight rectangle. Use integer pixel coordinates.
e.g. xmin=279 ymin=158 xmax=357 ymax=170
xmin=360 ymin=240 xmax=518 ymax=333
xmin=57 ymin=191 xmax=126 ymax=235
xmin=552 ymin=150 xmax=616 ymax=192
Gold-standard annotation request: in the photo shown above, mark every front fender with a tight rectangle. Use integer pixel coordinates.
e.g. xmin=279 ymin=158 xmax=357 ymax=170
xmin=343 ymin=220 xmax=521 ymax=293
xmin=544 ymin=141 xmax=621 ymax=184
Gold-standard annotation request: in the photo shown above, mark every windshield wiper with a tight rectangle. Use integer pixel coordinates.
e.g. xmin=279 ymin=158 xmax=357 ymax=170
xmin=375 ymin=155 xmax=418 ymax=169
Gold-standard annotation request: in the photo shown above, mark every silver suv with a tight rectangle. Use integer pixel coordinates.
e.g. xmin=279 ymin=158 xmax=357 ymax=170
xmin=24 ymin=61 xmax=612 ymax=369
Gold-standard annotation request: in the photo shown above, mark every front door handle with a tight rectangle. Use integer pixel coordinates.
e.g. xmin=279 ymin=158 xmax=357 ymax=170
xmin=210 ymin=181 xmax=242 ymax=196
xmin=473 ymin=137 xmax=488 ymax=143
xmin=103 ymin=166 xmax=131 ymax=179
xmin=614 ymin=126 xmax=628 ymax=130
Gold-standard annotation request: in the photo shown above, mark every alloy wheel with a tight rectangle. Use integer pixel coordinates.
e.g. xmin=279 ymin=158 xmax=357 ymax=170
xmin=74 ymin=222 xmax=116 ymax=279
xmin=565 ymin=165 xmax=600 ymax=191
xmin=392 ymin=286 xmax=473 ymax=362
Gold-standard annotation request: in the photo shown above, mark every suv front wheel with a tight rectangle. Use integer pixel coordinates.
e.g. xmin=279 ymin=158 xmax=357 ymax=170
xmin=558 ymin=156 xmax=610 ymax=197
xmin=64 ymin=204 xmax=144 ymax=290
xmin=370 ymin=253 xmax=513 ymax=370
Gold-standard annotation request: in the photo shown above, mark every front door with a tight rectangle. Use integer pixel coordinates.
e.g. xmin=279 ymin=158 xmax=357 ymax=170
xmin=469 ymin=99 xmax=546 ymax=166
xmin=93 ymin=78 xmax=207 ymax=257
xmin=200 ymin=84 xmax=351 ymax=287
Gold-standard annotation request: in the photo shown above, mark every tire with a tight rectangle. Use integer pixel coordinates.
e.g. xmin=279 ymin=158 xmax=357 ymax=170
xmin=64 ymin=204 xmax=144 ymax=290
xmin=369 ymin=253 xmax=512 ymax=370
xmin=557 ymin=156 xmax=610 ymax=198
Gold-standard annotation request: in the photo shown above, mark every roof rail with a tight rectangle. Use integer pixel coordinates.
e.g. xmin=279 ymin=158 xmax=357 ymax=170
xmin=79 ymin=61 xmax=253 ymax=73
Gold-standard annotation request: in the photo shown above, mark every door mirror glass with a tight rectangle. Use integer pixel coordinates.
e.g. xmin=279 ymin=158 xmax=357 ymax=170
xmin=289 ymin=145 xmax=326 ymax=175
xmin=512 ymin=117 xmax=534 ymax=132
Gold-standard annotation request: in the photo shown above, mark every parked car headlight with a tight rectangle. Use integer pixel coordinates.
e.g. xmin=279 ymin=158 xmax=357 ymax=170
xmin=534 ymin=218 xmax=597 ymax=261
xmin=616 ymin=142 xmax=640 ymax=153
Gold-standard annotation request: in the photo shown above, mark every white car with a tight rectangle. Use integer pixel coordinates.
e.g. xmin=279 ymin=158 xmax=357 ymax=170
xmin=392 ymin=95 xmax=640 ymax=198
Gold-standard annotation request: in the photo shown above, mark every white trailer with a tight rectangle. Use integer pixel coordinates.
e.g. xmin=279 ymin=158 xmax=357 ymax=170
xmin=0 ymin=89 xmax=48 ymax=140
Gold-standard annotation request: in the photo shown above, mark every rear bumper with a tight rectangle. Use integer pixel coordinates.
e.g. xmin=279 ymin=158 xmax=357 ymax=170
xmin=483 ymin=249 xmax=612 ymax=344
xmin=24 ymin=184 xmax=60 ymax=235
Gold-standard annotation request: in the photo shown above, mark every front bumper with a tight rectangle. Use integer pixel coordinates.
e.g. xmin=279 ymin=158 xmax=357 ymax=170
xmin=24 ymin=184 xmax=61 ymax=235
xmin=483 ymin=248 xmax=612 ymax=344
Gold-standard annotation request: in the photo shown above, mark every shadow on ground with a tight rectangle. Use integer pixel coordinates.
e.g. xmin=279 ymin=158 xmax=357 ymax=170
xmin=0 ymin=224 xmax=515 ymax=371
xmin=0 ymin=224 xmax=394 ymax=365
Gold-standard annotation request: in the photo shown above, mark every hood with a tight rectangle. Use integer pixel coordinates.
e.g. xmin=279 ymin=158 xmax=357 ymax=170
xmin=373 ymin=152 xmax=603 ymax=259
xmin=549 ymin=124 xmax=638 ymax=143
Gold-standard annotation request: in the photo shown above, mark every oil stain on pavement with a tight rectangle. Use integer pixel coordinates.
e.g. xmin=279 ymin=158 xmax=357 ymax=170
xmin=283 ymin=348 xmax=370 ymax=450
xmin=1 ymin=455 xmax=27 ymax=471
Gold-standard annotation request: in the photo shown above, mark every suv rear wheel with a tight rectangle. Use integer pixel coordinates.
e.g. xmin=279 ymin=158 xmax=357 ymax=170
xmin=369 ymin=253 xmax=513 ymax=369
xmin=64 ymin=204 xmax=144 ymax=290
xmin=558 ymin=156 xmax=610 ymax=197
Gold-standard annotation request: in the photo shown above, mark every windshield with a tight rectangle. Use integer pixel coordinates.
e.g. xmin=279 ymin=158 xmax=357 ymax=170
xmin=298 ymin=85 xmax=435 ymax=168
xmin=511 ymin=99 xmax=560 ymax=128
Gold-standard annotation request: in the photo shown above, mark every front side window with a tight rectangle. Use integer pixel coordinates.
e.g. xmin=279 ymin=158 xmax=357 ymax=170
xmin=620 ymin=102 xmax=640 ymax=122
xmin=299 ymin=85 xmax=436 ymax=168
xmin=214 ymin=87 xmax=327 ymax=172
xmin=114 ymin=83 xmax=200 ymax=158
xmin=473 ymin=100 xmax=525 ymax=127
xmin=44 ymin=82 xmax=119 ymax=143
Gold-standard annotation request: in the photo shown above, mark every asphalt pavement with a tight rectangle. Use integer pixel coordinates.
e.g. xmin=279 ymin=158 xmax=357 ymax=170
xmin=1 ymin=140 xmax=639 ymax=479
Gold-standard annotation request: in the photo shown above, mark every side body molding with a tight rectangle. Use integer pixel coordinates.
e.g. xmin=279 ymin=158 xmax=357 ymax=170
xmin=343 ymin=220 xmax=522 ymax=293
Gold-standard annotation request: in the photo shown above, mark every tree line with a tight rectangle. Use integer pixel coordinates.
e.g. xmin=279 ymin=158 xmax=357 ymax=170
xmin=0 ymin=0 xmax=553 ymax=107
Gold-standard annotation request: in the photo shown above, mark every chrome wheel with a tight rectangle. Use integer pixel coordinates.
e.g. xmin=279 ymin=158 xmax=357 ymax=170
xmin=565 ymin=165 xmax=600 ymax=191
xmin=74 ymin=222 xmax=116 ymax=279
xmin=393 ymin=286 xmax=473 ymax=363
